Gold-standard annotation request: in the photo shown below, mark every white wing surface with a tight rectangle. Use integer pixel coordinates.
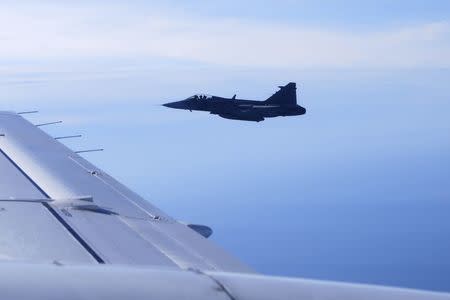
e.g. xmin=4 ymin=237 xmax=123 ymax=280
xmin=0 ymin=111 xmax=250 ymax=271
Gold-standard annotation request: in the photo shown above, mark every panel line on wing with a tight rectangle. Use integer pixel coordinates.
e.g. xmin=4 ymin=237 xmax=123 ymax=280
xmin=0 ymin=148 xmax=105 ymax=264
xmin=119 ymin=216 xmax=219 ymax=270
xmin=68 ymin=155 xmax=166 ymax=221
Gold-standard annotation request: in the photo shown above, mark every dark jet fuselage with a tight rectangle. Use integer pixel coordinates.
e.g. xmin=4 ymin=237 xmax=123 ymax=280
xmin=163 ymin=82 xmax=306 ymax=122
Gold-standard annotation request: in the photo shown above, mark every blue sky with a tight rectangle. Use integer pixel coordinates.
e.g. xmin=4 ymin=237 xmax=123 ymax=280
xmin=1 ymin=0 xmax=450 ymax=293
xmin=143 ymin=0 xmax=450 ymax=27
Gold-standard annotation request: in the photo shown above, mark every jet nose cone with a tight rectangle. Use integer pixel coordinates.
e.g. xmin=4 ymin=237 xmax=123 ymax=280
xmin=163 ymin=100 xmax=190 ymax=110
xmin=163 ymin=101 xmax=181 ymax=109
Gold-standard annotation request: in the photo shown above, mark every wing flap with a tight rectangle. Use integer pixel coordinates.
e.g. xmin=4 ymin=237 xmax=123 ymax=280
xmin=0 ymin=144 xmax=96 ymax=264
xmin=0 ymin=202 xmax=95 ymax=263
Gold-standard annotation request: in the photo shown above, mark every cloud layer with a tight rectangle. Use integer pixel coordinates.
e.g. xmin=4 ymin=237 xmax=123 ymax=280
xmin=1 ymin=3 xmax=449 ymax=69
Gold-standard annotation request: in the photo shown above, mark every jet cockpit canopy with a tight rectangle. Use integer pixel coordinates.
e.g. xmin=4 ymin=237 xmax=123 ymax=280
xmin=188 ymin=94 xmax=212 ymax=100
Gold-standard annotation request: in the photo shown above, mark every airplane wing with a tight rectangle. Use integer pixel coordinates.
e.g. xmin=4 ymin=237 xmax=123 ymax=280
xmin=1 ymin=110 xmax=449 ymax=300
xmin=0 ymin=111 xmax=250 ymax=271
xmin=209 ymin=101 xmax=239 ymax=115
xmin=209 ymin=102 xmax=255 ymax=115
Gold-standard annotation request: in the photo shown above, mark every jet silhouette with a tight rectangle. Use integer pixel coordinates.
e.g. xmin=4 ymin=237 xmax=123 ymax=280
xmin=163 ymin=82 xmax=306 ymax=122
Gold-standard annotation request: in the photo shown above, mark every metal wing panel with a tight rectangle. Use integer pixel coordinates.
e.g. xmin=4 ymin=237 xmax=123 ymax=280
xmin=208 ymin=272 xmax=450 ymax=300
xmin=122 ymin=218 xmax=247 ymax=270
xmin=70 ymin=155 xmax=249 ymax=270
xmin=0 ymin=148 xmax=43 ymax=199
xmin=61 ymin=210 xmax=178 ymax=266
xmin=0 ymin=263 xmax=232 ymax=300
xmin=0 ymin=147 xmax=95 ymax=264
xmin=0 ymin=111 xmax=251 ymax=272
xmin=0 ymin=202 xmax=95 ymax=263
xmin=0 ymin=263 xmax=449 ymax=300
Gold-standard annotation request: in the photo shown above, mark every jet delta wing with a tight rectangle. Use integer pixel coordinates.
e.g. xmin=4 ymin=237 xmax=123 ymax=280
xmin=0 ymin=111 xmax=449 ymax=300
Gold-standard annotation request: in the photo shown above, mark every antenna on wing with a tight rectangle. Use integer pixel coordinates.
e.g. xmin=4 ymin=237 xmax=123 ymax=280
xmin=75 ymin=149 xmax=104 ymax=154
xmin=55 ymin=134 xmax=82 ymax=140
xmin=18 ymin=110 xmax=39 ymax=115
xmin=36 ymin=121 xmax=63 ymax=127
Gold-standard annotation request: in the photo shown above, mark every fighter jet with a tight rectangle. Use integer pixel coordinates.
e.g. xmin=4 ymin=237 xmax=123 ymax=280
xmin=163 ymin=82 xmax=306 ymax=122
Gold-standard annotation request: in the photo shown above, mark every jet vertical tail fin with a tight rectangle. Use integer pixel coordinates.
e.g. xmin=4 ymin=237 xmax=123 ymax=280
xmin=265 ymin=82 xmax=297 ymax=106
